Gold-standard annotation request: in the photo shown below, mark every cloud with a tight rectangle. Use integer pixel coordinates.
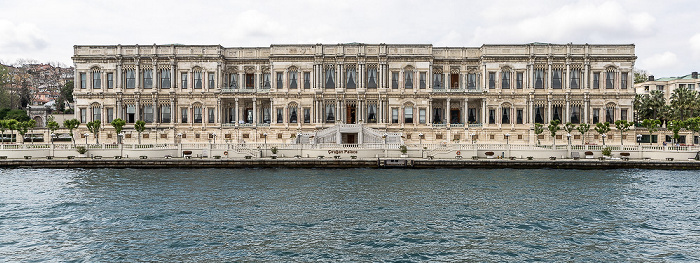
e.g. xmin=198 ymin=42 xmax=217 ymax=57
xmin=0 ymin=20 xmax=48 ymax=53
xmin=690 ymin=33 xmax=700 ymax=58
xmin=639 ymin=51 xmax=679 ymax=73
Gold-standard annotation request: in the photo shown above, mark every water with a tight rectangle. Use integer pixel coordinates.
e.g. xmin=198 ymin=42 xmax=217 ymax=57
xmin=1 ymin=168 xmax=699 ymax=262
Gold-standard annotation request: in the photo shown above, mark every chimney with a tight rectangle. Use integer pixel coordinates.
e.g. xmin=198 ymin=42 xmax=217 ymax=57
xmin=692 ymin=72 xmax=698 ymax=79
xmin=648 ymin=75 xmax=654 ymax=81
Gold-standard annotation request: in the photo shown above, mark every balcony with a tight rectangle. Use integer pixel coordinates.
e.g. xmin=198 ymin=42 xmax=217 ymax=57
xmin=222 ymin=87 xmax=270 ymax=93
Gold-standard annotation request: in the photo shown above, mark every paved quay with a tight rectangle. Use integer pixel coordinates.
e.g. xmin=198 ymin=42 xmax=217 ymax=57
xmin=2 ymin=157 xmax=700 ymax=169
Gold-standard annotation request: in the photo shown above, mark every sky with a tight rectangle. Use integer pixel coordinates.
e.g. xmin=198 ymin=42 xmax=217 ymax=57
xmin=1 ymin=0 xmax=699 ymax=78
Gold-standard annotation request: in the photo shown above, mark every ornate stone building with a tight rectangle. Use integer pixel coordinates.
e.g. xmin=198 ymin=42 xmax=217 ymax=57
xmin=72 ymin=43 xmax=636 ymax=144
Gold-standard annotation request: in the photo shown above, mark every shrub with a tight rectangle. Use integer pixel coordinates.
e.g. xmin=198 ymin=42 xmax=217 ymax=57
xmin=399 ymin=145 xmax=408 ymax=154
xmin=601 ymin=147 xmax=612 ymax=157
xmin=76 ymin=146 xmax=87 ymax=154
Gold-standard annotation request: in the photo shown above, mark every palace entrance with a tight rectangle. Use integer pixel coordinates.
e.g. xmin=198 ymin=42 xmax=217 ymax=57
xmin=450 ymin=108 xmax=461 ymax=124
xmin=342 ymin=133 xmax=357 ymax=144
xmin=346 ymin=104 xmax=356 ymax=124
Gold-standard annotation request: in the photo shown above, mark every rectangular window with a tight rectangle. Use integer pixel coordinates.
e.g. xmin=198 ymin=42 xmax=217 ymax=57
xmin=181 ymin=108 xmax=188 ymax=123
xmin=535 ymin=106 xmax=544 ymax=124
xmin=502 ymin=107 xmax=510 ymax=124
xmin=143 ymin=69 xmax=152 ymax=89
xmin=391 ymin=108 xmax=399 ymax=123
xmin=107 ymin=73 xmax=114 ymax=89
xmin=289 ymin=71 xmax=298 ymax=89
xmin=194 ymin=107 xmax=202 ymax=123
xmin=194 ymin=72 xmax=203 ymax=89
xmin=488 ymin=109 xmax=495 ymax=124
xmin=263 ymin=107 xmax=271 ymax=124
xmin=107 ymin=108 xmax=114 ymax=123
xmin=516 ymin=109 xmax=523 ymax=124
xmin=80 ymin=73 xmax=86 ymax=89
xmin=419 ymin=72 xmax=426 ymax=89
xmin=208 ymin=73 xmax=215 ymax=89
xmin=228 ymin=74 xmax=237 ymax=89
xmin=80 ymin=108 xmax=86 ymax=123
xmin=126 ymin=70 xmax=135 ymax=89
xmin=367 ymin=104 xmax=377 ymax=123
xmin=277 ymin=108 xmax=284 ymax=123
xmin=433 ymin=108 xmax=443 ymax=124
xmin=404 ymin=71 xmax=413 ymax=89
xmin=468 ymin=108 xmax=477 ymax=123
xmin=325 ymin=68 xmax=335 ymax=89
xmin=516 ymin=72 xmax=523 ymax=89
xmin=346 ymin=68 xmax=356 ymax=89
xmin=419 ymin=108 xmax=426 ymax=124
xmin=489 ymin=72 xmax=495 ymax=89
xmin=621 ymin=109 xmax=628 ymax=122
xmin=450 ymin=73 xmax=459 ymax=89
xmin=392 ymin=72 xmax=399 ymax=89
xmin=570 ymin=105 xmax=580 ymax=124
xmin=501 ymin=71 xmax=510 ymax=89
xmin=468 ymin=73 xmax=477 ymax=89
xmin=535 ymin=69 xmax=544 ymax=89
xmin=570 ymin=69 xmax=580 ymax=89
xmin=553 ymin=106 xmax=562 ymax=122
xmin=303 ymin=108 xmax=310 ymax=123
xmin=433 ymin=73 xmax=442 ymax=89
xmin=92 ymin=107 xmax=101 ymax=122
xmin=367 ymin=68 xmax=377 ymax=89
xmin=606 ymin=107 xmax=614 ymax=123
xmin=142 ymin=105 xmax=153 ymax=123
xmin=593 ymin=108 xmax=600 ymax=124
xmin=552 ymin=69 xmax=562 ymax=89
xmin=606 ymin=71 xmax=614 ymax=89
xmin=621 ymin=73 xmax=628 ymax=89
xmin=304 ymin=72 xmax=310 ymax=89
xmin=688 ymin=84 xmax=695 ymax=90
xmin=160 ymin=69 xmax=170 ymax=89
xmin=181 ymin=72 xmax=188 ymax=89
xmin=126 ymin=105 xmax=135 ymax=123
xmin=593 ymin=73 xmax=599 ymax=89
xmin=289 ymin=107 xmax=298 ymax=123
xmin=161 ymin=105 xmax=170 ymax=123
xmin=208 ymin=108 xmax=215 ymax=123
xmin=92 ymin=72 xmax=101 ymax=89
xmin=248 ymin=73 xmax=257 ymax=89
xmin=276 ymin=72 xmax=283 ymax=89
xmin=404 ymin=106 xmax=413 ymax=123
xmin=325 ymin=104 xmax=335 ymax=123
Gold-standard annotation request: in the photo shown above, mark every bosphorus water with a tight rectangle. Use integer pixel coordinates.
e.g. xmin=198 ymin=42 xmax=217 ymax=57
xmin=1 ymin=168 xmax=699 ymax=262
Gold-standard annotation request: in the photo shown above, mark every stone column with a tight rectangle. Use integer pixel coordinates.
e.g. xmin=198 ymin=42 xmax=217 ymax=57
xmin=252 ymin=98 xmax=257 ymax=124
xmin=481 ymin=99 xmax=487 ymax=125
xmin=446 ymin=98 xmax=451 ymax=124
xmin=234 ymin=98 xmax=239 ymax=124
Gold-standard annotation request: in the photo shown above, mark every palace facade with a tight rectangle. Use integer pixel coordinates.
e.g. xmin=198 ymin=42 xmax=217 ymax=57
xmin=72 ymin=43 xmax=636 ymax=144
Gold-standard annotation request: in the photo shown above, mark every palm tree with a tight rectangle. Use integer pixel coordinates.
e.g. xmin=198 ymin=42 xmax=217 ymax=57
xmin=640 ymin=119 xmax=661 ymax=145
xmin=670 ymin=86 xmax=699 ymax=120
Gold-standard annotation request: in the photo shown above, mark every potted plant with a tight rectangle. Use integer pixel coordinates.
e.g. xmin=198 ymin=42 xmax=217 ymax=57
xmin=76 ymin=146 xmax=88 ymax=157
xmin=601 ymin=147 xmax=612 ymax=158
xmin=270 ymin=146 xmax=278 ymax=159
xmin=399 ymin=145 xmax=408 ymax=158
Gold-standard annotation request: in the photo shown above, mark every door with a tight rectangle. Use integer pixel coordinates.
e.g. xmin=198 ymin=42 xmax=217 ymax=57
xmin=346 ymin=104 xmax=356 ymax=124
xmin=450 ymin=109 xmax=461 ymax=124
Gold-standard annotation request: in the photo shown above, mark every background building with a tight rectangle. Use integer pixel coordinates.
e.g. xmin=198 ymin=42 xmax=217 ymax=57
xmin=72 ymin=43 xmax=636 ymax=144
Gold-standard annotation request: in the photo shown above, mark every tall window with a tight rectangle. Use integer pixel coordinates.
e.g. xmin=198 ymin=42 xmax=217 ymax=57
xmin=249 ymin=73 xmax=258 ymax=89
xmin=501 ymin=107 xmax=510 ymax=124
xmin=570 ymin=105 xmax=580 ymax=124
xmin=552 ymin=69 xmax=562 ymax=89
xmin=126 ymin=70 xmax=135 ymax=89
xmin=208 ymin=108 xmax=215 ymax=123
xmin=303 ymin=108 xmax=310 ymax=123
xmin=468 ymin=108 xmax=477 ymax=123
xmin=181 ymin=108 xmax=188 ymax=123
xmin=80 ymin=108 xmax=86 ymax=123
xmin=404 ymin=70 xmax=413 ymax=89
xmin=107 ymin=73 xmax=114 ymax=89
xmin=404 ymin=106 xmax=413 ymax=123
xmin=303 ymin=72 xmax=310 ymax=89
xmin=391 ymin=72 xmax=399 ymax=89
xmin=161 ymin=105 xmax=170 ymax=123
xmin=621 ymin=73 xmax=628 ymax=89
xmin=488 ymin=109 xmax=495 ymax=124
xmin=570 ymin=70 xmax=580 ymax=89
xmin=143 ymin=105 xmax=153 ymax=123
xmin=621 ymin=109 xmax=628 ymax=121
xmin=501 ymin=71 xmax=510 ymax=89
xmin=325 ymin=68 xmax=335 ymax=89
xmin=606 ymin=107 xmax=614 ymax=123
xmin=346 ymin=68 xmax=356 ymax=89
xmin=276 ymin=72 xmax=283 ymax=89
xmin=606 ymin=71 xmax=614 ymax=89
xmin=325 ymin=104 xmax=335 ymax=123
xmin=392 ymin=108 xmax=399 ymax=123
xmin=367 ymin=104 xmax=377 ymax=123
xmin=126 ymin=105 xmax=135 ymax=123
xmin=366 ymin=67 xmax=377 ymax=88
xmin=107 ymin=108 xmax=114 ymax=123
xmin=289 ymin=71 xmax=298 ymax=89
xmin=80 ymin=73 xmax=86 ymax=89
xmin=553 ymin=106 xmax=562 ymax=122
xmin=92 ymin=72 xmax=101 ymax=89
xmin=433 ymin=108 xmax=443 ymax=124
xmin=276 ymin=108 xmax=283 ymax=123
xmin=535 ymin=106 xmax=544 ymax=124
xmin=419 ymin=72 xmax=426 ymax=89
xmin=228 ymin=74 xmax=237 ymax=89
xmin=535 ymin=69 xmax=544 ymax=89
xmin=433 ymin=73 xmax=443 ymax=89
xmin=468 ymin=73 xmax=477 ymax=89
xmin=194 ymin=107 xmax=202 ymax=123
xmin=160 ymin=69 xmax=170 ymax=89
xmin=489 ymin=72 xmax=496 ymax=89
xmin=592 ymin=73 xmax=599 ymax=89
xmin=516 ymin=72 xmax=523 ymax=89
xmin=181 ymin=72 xmax=188 ymax=89
xmin=262 ymin=108 xmax=271 ymax=124
xmin=516 ymin=109 xmax=523 ymax=124
xmin=92 ymin=106 xmax=101 ymax=122
xmin=208 ymin=73 xmax=215 ymax=89
xmin=592 ymin=108 xmax=600 ymax=124
xmin=194 ymin=72 xmax=203 ymax=89
xmin=419 ymin=109 xmax=426 ymax=124
xmin=143 ymin=69 xmax=152 ymax=89
xmin=289 ymin=106 xmax=298 ymax=123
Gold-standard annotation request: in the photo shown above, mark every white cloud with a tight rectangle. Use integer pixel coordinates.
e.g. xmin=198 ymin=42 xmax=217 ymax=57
xmin=639 ymin=51 xmax=679 ymax=73
xmin=0 ymin=20 xmax=48 ymax=52
xmin=690 ymin=33 xmax=700 ymax=58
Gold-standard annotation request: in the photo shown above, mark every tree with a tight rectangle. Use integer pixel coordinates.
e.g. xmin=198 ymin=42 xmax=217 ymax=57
xmin=111 ymin=118 xmax=126 ymax=143
xmin=56 ymin=80 xmax=74 ymax=113
xmin=640 ymin=119 xmax=661 ymax=145
xmin=25 ymin=119 xmax=36 ymax=143
xmin=614 ymin=120 xmax=632 ymax=145
xmin=16 ymin=120 xmax=35 ymax=144
xmin=563 ymin=122 xmax=575 ymax=145
xmin=5 ymin=119 xmax=18 ymax=143
xmin=134 ymin=120 xmax=146 ymax=144
xmin=63 ymin=119 xmax=80 ymax=146
xmin=548 ymin=120 xmax=561 ymax=146
xmin=46 ymin=116 xmax=60 ymax=144
xmin=534 ymin=123 xmax=544 ymax=145
xmin=577 ymin=123 xmax=590 ymax=145
xmin=0 ymin=120 xmax=6 ymax=143
xmin=86 ymin=120 xmax=101 ymax=144
xmin=634 ymin=69 xmax=649 ymax=84
xmin=595 ymin=122 xmax=611 ymax=146
xmin=684 ymin=117 xmax=700 ymax=145
xmin=634 ymin=90 xmax=666 ymax=121
xmin=669 ymin=86 xmax=698 ymax=121
xmin=667 ymin=120 xmax=684 ymax=145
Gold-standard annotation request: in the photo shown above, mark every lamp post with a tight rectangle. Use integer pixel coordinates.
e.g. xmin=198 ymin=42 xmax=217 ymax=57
xmin=382 ymin=133 xmax=388 ymax=158
xmin=50 ymin=133 xmax=56 ymax=145
xmin=602 ymin=134 xmax=607 ymax=146
xmin=418 ymin=133 xmax=424 ymax=158
xmin=84 ymin=133 xmax=89 ymax=145
xmin=211 ymin=133 xmax=217 ymax=144
xmin=505 ymin=133 xmax=510 ymax=145
xmin=262 ymin=133 xmax=268 ymax=157
xmin=637 ymin=134 xmax=642 ymax=146
xmin=470 ymin=133 xmax=476 ymax=144
xmin=567 ymin=133 xmax=572 ymax=146
xmin=118 ymin=133 xmax=125 ymax=157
